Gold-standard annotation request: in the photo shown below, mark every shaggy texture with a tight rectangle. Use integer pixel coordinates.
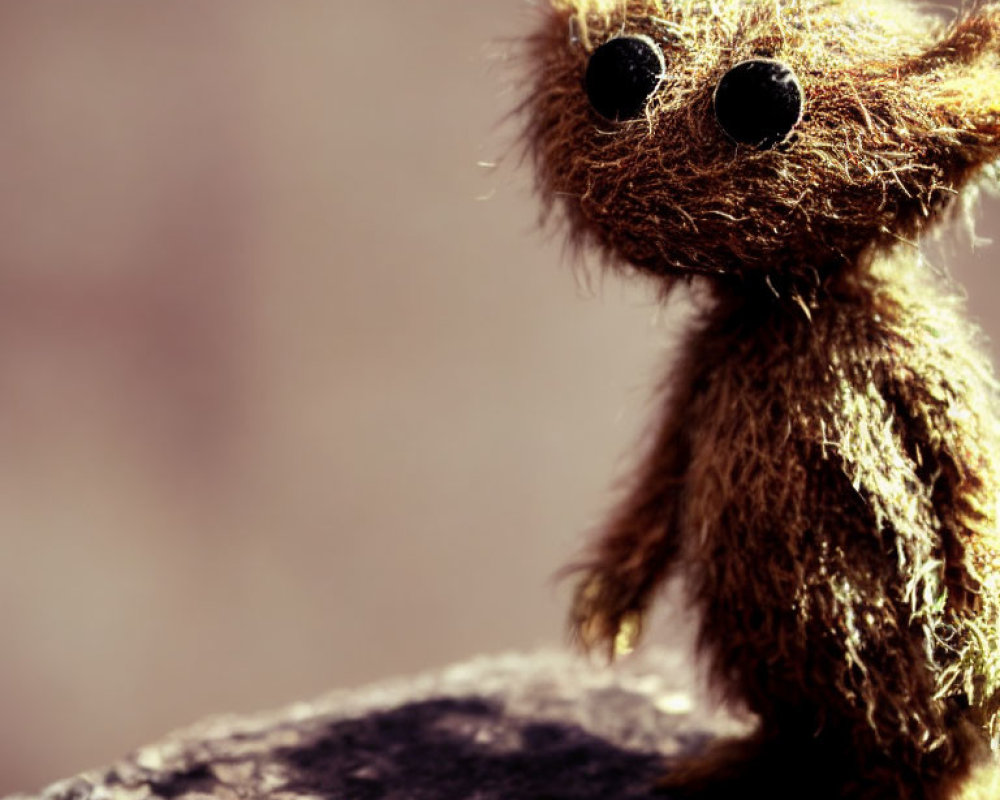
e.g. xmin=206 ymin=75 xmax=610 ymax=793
xmin=520 ymin=0 xmax=1000 ymax=797
xmin=524 ymin=0 xmax=1000 ymax=291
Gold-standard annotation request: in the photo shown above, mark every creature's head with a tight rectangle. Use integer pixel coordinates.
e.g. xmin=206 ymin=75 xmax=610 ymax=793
xmin=523 ymin=0 xmax=1000 ymax=293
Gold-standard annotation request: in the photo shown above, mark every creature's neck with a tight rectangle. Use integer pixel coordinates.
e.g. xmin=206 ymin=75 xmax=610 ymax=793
xmin=700 ymin=249 xmax=926 ymax=324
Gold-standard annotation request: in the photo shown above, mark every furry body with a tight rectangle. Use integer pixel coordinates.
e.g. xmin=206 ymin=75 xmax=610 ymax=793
xmin=520 ymin=0 xmax=1000 ymax=796
xmin=652 ymin=257 xmax=1000 ymax=797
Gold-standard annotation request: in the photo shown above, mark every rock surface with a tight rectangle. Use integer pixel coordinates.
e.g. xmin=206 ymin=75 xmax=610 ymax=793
xmin=6 ymin=648 xmax=748 ymax=800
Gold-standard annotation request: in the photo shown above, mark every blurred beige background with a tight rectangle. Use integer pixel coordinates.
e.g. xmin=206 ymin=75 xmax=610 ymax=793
xmin=1 ymin=2 xmax=998 ymax=795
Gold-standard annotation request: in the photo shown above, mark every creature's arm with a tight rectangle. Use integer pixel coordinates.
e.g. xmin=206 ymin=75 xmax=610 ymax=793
xmin=568 ymin=379 xmax=691 ymax=659
xmin=877 ymin=360 xmax=999 ymax=613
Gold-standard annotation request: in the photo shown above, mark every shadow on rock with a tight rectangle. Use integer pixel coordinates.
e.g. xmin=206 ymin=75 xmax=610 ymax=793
xmin=272 ymin=696 xmax=699 ymax=800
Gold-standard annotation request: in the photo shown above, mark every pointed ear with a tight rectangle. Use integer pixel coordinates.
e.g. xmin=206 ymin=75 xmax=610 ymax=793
xmin=907 ymin=5 xmax=1000 ymax=71
xmin=902 ymin=4 xmax=1000 ymax=142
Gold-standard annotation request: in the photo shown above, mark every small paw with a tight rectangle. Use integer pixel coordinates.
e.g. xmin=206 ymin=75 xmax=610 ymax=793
xmin=569 ymin=571 xmax=646 ymax=659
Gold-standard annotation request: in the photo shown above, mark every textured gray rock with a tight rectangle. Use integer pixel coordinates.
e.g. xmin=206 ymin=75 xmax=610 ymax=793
xmin=6 ymin=648 xmax=748 ymax=800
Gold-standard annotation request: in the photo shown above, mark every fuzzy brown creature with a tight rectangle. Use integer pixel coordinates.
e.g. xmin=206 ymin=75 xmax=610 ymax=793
xmin=520 ymin=0 xmax=1000 ymax=797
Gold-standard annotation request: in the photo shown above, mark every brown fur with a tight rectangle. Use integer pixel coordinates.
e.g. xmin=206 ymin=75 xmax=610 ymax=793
xmin=519 ymin=0 xmax=1000 ymax=797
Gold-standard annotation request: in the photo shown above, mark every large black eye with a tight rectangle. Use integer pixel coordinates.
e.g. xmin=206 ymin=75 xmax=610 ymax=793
xmin=585 ymin=35 xmax=665 ymax=121
xmin=713 ymin=59 xmax=804 ymax=149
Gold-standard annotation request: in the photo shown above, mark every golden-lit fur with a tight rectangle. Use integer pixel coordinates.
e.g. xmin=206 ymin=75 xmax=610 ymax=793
xmin=521 ymin=0 xmax=1000 ymax=796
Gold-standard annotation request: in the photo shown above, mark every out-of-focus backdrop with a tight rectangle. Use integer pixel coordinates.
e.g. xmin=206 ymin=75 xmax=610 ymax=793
xmin=1 ymin=2 xmax=998 ymax=794
xmin=0 ymin=2 xmax=667 ymax=791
